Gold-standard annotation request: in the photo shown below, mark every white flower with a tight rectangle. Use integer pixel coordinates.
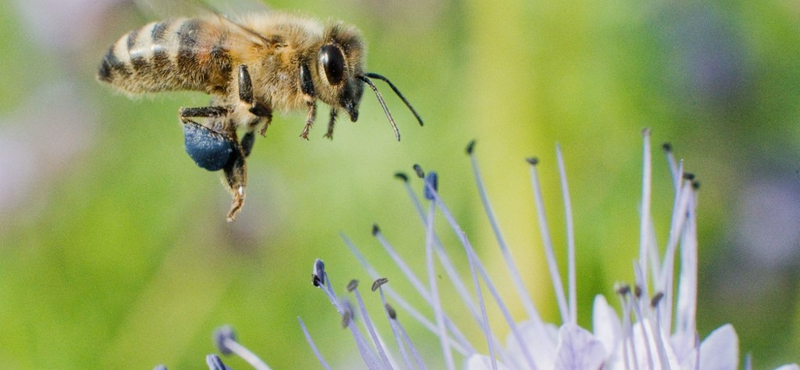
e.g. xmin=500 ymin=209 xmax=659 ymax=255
xmin=157 ymin=130 xmax=799 ymax=370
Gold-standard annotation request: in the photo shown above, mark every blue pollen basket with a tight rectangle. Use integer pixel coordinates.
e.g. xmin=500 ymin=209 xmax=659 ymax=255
xmin=183 ymin=123 xmax=238 ymax=171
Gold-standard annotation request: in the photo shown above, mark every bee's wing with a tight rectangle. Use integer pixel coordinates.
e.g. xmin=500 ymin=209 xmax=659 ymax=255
xmin=135 ymin=0 xmax=270 ymax=20
xmin=135 ymin=0 xmax=275 ymax=53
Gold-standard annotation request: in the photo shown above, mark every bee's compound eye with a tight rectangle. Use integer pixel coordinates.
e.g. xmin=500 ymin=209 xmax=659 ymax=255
xmin=320 ymin=44 xmax=345 ymax=85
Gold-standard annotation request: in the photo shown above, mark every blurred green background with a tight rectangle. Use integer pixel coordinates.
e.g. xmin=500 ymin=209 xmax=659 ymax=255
xmin=1 ymin=0 xmax=799 ymax=368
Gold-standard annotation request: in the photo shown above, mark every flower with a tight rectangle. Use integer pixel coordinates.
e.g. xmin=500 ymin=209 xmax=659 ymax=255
xmin=154 ymin=130 xmax=799 ymax=370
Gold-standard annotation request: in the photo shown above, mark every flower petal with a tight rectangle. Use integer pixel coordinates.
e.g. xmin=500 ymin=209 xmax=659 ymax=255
xmin=554 ymin=323 xmax=606 ymax=370
xmin=699 ymin=324 xmax=739 ymax=370
xmin=505 ymin=320 xmax=558 ymax=370
xmin=592 ymin=294 xmax=622 ymax=360
xmin=465 ymin=354 xmax=512 ymax=370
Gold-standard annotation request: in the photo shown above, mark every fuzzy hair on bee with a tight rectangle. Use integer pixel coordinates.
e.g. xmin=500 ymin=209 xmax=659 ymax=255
xmin=97 ymin=7 xmax=423 ymax=221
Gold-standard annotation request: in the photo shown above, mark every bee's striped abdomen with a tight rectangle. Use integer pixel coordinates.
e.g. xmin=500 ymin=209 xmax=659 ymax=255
xmin=98 ymin=18 xmax=233 ymax=96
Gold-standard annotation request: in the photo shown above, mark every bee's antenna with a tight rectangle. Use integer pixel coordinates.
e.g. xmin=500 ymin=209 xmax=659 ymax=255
xmin=358 ymin=75 xmax=401 ymax=141
xmin=363 ymin=72 xmax=424 ymax=127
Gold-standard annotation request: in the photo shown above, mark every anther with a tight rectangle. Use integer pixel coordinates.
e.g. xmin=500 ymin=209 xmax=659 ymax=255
xmin=466 ymin=140 xmax=476 ymax=155
xmin=213 ymin=325 xmax=236 ymax=355
xmin=413 ymin=164 xmax=424 ymax=178
xmin=372 ymin=277 xmax=389 ymax=291
xmin=662 ymin=142 xmax=672 ymax=152
xmin=424 ymin=172 xmax=438 ymax=201
xmin=385 ymin=303 xmax=397 ymax=320
xmin=312 ymin=259 xmax=326 ymax=287
xmin=341 ymin=302 xmax=354 ymax=328
xmin=206 ymin=354 xmax=228 ymax=370
xmin=394 ymin=172 xmax=409 ymax=182
xmin=347 ymin=279 xmax=359 ymax=292
xmin=615 ymin=283 xmax=631 ymax=296
xmin=683 ymin=172 xmax=695 ymax=181
xmin=692 ymin=181 xmax=701 ymax=190
xmin=526 ymin=157 xmax=539 ymax=166
xmin=650 ymin=292 xmax=664 ymax=308
xmin=633 ymin=285 xmax=642 ymax=299
xmin=372 ymin=224 xmax=380 ymax=236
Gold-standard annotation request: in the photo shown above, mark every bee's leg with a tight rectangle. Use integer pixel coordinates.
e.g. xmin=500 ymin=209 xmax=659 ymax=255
xmin=178 ymin=106 xmax=229 ymax=123
xmin=237 ymin=65 xmax=273 ymax=136
xmin=300 ymin=101 xmax=317 ymax=140
xmin=299 ymin=63 xmax=317 ymax=140
xmin=323 ymin=108 xmax=339 ymax=140
xmin=223 ymin=145 xmax=247 ymax=222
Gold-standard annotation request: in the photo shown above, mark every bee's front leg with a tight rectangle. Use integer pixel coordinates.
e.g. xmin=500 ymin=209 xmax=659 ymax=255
xmin=299 ymin=63 xmax=317 ymax=140
xmin=323 ymin=108 xmax=339 ymax=140
xmin=237 ymin=65 xmax=273 ymax=137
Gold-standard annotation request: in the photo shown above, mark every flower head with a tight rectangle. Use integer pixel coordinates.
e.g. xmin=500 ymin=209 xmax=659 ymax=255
xmin=156 ymin=130 xmax=799 ymax=370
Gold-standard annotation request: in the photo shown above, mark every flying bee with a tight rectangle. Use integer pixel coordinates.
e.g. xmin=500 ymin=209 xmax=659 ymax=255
xmin=97 ymin=10 xmax=423 ymax=221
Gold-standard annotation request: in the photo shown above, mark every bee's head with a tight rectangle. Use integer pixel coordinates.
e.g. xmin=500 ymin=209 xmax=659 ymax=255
xmin=316 ymin=23 xmax=423 ymax=141
xmin=316 ymin=23 xmax=365 ymax=122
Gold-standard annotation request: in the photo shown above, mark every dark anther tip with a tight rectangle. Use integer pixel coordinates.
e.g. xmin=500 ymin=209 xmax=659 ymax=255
xmin=424 ymin=172 xmax=438 ymax=201
xmin=371 ymin=277 xmax=389 ymax=291
xmin=662 ymin=142 xmax=672 ymax=152
xmin=650 ymin=292 xmax=665 ymax=308
xmin=372 ymin=224 xmax=380 ymax=236
xmin=526 ymin=157 xmax=539 ymax=166
xmin=386 ymin=303 xmax=397 ymax=319
xmin=633 ymin=285 xmax=642 ymax=298
xmin=341 ymin=303 xmax=353 ymax=328
xmin=394 ymin=172 xmax=409 ymax=182
xmin=213 ymin=325 xmax=236 ymax=355
xmin=312 ymin=259 xmax=326 ymax=287
xmin=683 ymin=172 xmax=695 ymax=181
xmin=692 ymin=181 xmax=701 ymax=190
xmin=413 ymin=164 xmax=424 ymax=179
xmin=466 ymin=140 xmax=476 ymax=155
xmin=347 ymin=279 xmax=359 ymax=292
xmin=615 ymin=283 xmax=631 ymax=296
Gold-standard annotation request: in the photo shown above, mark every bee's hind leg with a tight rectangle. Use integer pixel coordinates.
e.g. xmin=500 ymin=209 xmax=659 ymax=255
xmin=237 ymin=65 xmax=273 ymax=137
xmin=223 ymin=146 xmax=247 ymax=222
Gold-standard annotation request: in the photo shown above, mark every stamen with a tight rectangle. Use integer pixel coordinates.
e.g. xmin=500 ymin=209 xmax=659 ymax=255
xmin=379 ymin=293 xmax=429 ymax=370
xmin=341 ymin=234 xmax=472 ymax=356
xmin=468 ymin=140 xmax=542 ymax=325
xmin=298 ymin=317 xmax=334 ymax=370
xmin=153 ymin=365 xmax=167 ymax=370
xmin=313 ymin=259 xmax=326 ymax=287
xmin=556 ymin=144 xmax=577 ymax=324
xmin=350 ymin=280 xmax=395 ymax=370
xmin=206 ymin=354 xmax=229 ymax=370
xmin=426 ymin=179 xmax=540 ymax=370
xmin=377 ymin=289 xmax=419 ymax=370
xmin=413 ymin=164 xmax=424 ymax=179
xmin=394 ymin=172 xmax=409 ymax=183
xmin=212 ymin=325 xmax=273 ymax=370
xmin=639 ymin=128 xmax=652 ymax=296
xmin=341 ymin=300 xmax=385 ymax=370
xmin=372 ymin=277 xmax=389 ymax=292
xmin=424 ymin=198 xmax=456 ymax=370
xmin=424 ymin=172 xmax=438 ymax=201
xmin=527 ymin=155 xmax=569 ymax=323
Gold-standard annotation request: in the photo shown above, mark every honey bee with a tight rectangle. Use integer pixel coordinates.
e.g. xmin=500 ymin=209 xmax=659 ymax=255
xmin=97 ymin=7 xmax=422 ymax=221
